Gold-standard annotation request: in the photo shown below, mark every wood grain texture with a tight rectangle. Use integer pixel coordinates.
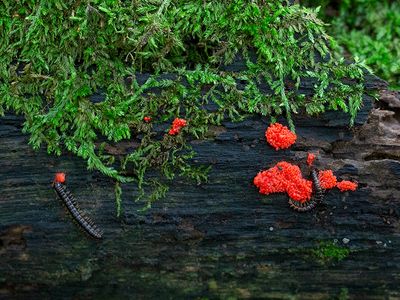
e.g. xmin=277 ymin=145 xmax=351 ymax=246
xmin=1 ymin=74 xmax=400 ymax=299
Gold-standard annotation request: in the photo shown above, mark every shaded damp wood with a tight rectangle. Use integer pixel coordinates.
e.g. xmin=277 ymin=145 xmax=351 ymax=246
xmin=1 ymin=73 xmax=400 ymax=298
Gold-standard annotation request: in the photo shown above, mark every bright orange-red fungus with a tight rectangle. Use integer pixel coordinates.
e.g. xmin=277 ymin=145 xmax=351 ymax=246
xmin=168 ymin=118 xmax=187 ymax=135
xmin=336 ymin=180 xmax=358 ymax=192
xmin=265 ymin=123 xmax=297 ymax=150
xmin=144 ymin=116 xmax=151 ymax=122
xmin=318 ymin=170 xmax=337 ymax=190
xmin=253 ymin=161 xmax=313 ymax=203
xmin=54 ymin=172 xmax=66 ymax=184
xmin=307 ymin=153 xmax=316 ymax=166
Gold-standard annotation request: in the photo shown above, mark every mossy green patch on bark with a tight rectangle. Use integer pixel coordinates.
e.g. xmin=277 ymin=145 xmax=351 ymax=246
xmin=312 ymin=241 xmax=350 ymax=262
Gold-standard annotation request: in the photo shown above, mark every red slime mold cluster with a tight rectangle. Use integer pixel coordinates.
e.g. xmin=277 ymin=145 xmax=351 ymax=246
xmin=336 ymin=180 xmax=358 ymax=192
xmin=317 ymin=169 xmax=358 ymax=192
xmin=253 ymin=123 xmax=359 ymax=203
xmin=307 ymin=153 xmax=316 ymax=166
xmin=168 ymin=118 xmax=187 ymax=135
xmin=253 ymin=161 xmax=313 ymax=202
xmin=318 ymin=170 xmax=337 ymax=189
xmin=54 ymin=172 xmax=66 ymax=184
xmin=265 ymin=123 xmax=297 ymax=150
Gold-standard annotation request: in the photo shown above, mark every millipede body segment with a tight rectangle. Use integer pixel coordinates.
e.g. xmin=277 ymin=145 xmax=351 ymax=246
xmin=288 ymin=168 xmax=325 ymax=212
xmin=53 ymin=173 xmax=103 ymax=239
xmin=288 ymin=198 xmax=317 ymax=212
xmin=311 ymin=169 xmax=325 ymax=203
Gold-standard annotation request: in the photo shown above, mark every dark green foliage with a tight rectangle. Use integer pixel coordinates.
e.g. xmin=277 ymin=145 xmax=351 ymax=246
xmin=304 ymin=0 xmax=400 ymax=90
xmin=0 ymin=1 xmax=366 ymax=213
xmin=334 ymin=0 xmax=400 ymax=90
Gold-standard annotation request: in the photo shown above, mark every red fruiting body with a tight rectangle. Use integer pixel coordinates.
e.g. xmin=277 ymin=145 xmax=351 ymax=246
xmin=287 ymin=180 xmax=313 ymax=202
xmin=144 ymin=116 xmax=151 ymax=122
xmin=172 ymin=118 xmax=187 ymax=127
xmin=318 ymin=170 xmax=337 ymax=189
xmin=255 ymin=122 xmax=357 ymax=207
xmin=307 ymin=153 xmax=316 ymax=166
xmin=336 ymin=180 xmax=358 ymax=192
xmin=253 ymin=161 xmax=313 ymax=203
xmin=265 ymin=123 xmax=297 ymax=150
xmin=168 ymin=128 xmax=179 ymax=135
xmin=168 ymin=118 xmax=187 ymax=135
xmin=54 ymin=172 xmax=66 ymax=184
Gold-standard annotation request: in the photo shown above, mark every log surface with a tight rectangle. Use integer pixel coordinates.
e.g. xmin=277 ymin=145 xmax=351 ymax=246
xmin=1 ymin=75 xmax=400 ymax=299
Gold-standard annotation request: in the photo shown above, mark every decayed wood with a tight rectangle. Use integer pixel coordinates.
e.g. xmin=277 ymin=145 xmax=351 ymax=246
xmin=1 ymin=74 xmax=400 ymax=299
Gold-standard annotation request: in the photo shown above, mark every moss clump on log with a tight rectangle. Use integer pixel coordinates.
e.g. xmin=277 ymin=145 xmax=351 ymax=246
xmin=0 ymin=0 xmax=367 ymax=212
xmin=312 ymin=241 xmax=350 ymax=263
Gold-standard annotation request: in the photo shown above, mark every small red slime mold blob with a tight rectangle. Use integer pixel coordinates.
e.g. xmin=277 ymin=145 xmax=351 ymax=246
xmin=265 ymin=123 xmax=297 ymax=150
xmin=307 ymin=153 xmax=316 ymax=166
xmin=54 ymin=172 xmax=66 ymax=184
xmin=144 ymin=116 xmax=151 ymax=123
xmin=253 ymin=161 xmax=313 ymax=203
xmin=336 ymin=180 xmax=358 ymax=192
xmin=318 ymin=170 xmax=337 ymax=189
xmin=168 ymin=118 xmax=187 ymax=135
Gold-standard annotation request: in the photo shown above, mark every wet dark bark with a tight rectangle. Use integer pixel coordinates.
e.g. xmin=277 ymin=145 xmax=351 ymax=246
xmin=1 ymin=74 xmax=400 ymax=299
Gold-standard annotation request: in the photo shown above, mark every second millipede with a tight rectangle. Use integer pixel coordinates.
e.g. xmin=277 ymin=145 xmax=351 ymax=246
xmin=53 ymin=181 xmax=103 ymax=239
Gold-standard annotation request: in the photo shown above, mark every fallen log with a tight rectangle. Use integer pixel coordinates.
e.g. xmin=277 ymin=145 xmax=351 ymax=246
xmin=1 ymin=73 xmax=399 ymax=299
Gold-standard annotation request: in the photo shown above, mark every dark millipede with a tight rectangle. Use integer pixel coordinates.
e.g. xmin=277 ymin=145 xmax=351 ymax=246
xmin=53 ymin=173 xmax=103 ymax=239
xmin=288 ymin=198 xmax=318 ymax=212
xmin=288 ymin=168 xmax=325 ymax=212
xmin=310 ymin=168 xmax=325 ymax=203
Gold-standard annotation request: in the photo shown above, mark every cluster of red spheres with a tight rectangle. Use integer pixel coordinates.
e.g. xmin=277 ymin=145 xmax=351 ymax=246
xmin=306 ymin=153 xmax=316 ymax=166
xmin=318 ymin=170 xmax=337 ymax=189
xmin=254 ymin=161 xmax=313 ymax=202
xmin=54 ymin=172 xmax=66 ymax=184
xmin=142 ymin=116 xmax=188 ymax=135
xmin=265 ymin=123 xmax=297 ymax=150
xmin=336 ymin=180 xmax=358 ymax=192
xmin=254 ymin=122 xmax=358 ymax=203
xmin=168 ymin=118 xmax=187 ymax=135
xmin=318 ymin=169 xmax=358 ymax=192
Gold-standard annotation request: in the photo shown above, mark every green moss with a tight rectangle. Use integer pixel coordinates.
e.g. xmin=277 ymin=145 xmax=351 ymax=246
xmin=333 ymin=0 xmax=400 ymax=90
xmin=312 ymin=241 xmax=350 ymax=262
xmin=304 ymin=0 xmax=400 ymax=90
xmin=338 ymin=288 xmax=349 ymax=300
xmin=0 ymin=0 xmax=367 ymax=212
xmin=208 ymin=279 xmax=218 ymax=291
